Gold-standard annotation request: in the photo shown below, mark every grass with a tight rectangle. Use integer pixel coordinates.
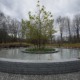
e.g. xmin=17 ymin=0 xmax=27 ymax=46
xmin=0 ymin=42 xmax=30 ymax=48
xmin=0 ymin=42 xmax=80 ymax=48
xmin=22 ymin=48 xmax=57 ymax=54
xmin=49 ymin=43 xmax=80 ymax=48
xmin=26 ymin=48 xmax=55 ymax=52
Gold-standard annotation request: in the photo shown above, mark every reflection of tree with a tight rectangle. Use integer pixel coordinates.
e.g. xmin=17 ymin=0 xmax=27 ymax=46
xmin=77 ymin=49 xmax=80 ymax=58
xmin=59 ymin=48 xmax=63 ymax=59
xmin=69 ymin=49 xmax=72 ymax=58
xmin=50 ymin=54 xmax=52 ymax=60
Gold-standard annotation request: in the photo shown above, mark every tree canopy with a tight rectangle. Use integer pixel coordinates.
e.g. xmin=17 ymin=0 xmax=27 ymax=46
xmin=21 ymin=0 xmax=56 ymax=48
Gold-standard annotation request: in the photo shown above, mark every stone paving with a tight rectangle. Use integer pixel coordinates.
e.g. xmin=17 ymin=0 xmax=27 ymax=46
xmin=0 ymin=72 xmax=80 ymax=80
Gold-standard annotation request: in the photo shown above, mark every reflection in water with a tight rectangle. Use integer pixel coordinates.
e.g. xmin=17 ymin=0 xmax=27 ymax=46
xmin=0 ymin=48 xmax=80 ymax=60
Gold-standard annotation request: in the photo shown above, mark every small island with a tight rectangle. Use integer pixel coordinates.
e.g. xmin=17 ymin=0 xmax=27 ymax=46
xmin=22 ymin=47 xmax=59 ymax=54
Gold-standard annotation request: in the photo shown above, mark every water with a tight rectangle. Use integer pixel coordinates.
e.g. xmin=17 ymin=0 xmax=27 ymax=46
xmin=0 ymin=47 xmax=80 ymax=61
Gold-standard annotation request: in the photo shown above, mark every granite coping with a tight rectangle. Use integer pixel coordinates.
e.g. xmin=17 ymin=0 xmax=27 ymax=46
xmin=0 ymin=58 xmax=79 ymax=63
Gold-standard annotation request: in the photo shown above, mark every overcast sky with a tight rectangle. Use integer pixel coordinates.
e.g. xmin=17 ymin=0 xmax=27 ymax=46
xmin=0 ymin=0 xmax=80 ymax=36
xmin=0 ymin=0 xmax=80 ymax=21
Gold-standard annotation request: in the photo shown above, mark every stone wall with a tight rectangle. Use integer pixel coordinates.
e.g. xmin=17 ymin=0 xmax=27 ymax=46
xmin=0 ymin=60 xmax=80 ymax=75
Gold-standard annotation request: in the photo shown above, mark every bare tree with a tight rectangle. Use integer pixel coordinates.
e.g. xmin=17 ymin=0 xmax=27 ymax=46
xmin=72 ymin=14 xmax=80 ymax=42
xmin=56 ymin=16 xmax=65 ymax=43
xmin=64 ymin=17 xmax=72 ymax=42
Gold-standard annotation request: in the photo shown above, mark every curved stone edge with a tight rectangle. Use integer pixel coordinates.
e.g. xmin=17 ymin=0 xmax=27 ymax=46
xmin=0 ymin=60 xmax=80 ymax=75
xmin=22 ymin=50 xmax=59 ymax=54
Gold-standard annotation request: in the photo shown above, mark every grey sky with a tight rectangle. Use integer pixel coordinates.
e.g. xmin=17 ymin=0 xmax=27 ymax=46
xmin=0 ymin=0 xmax=80 ymax=21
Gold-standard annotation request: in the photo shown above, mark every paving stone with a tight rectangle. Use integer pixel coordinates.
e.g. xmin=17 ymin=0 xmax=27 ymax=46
xmin=0 ymin=72 xmax=80 ymax=80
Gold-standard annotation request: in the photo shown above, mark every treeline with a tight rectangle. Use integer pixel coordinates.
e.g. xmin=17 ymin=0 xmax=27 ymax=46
xmin=0 ymin=10 xmax=80 ymax=44
xmin=56 ymin=14 xmax=80 ymax=43
xmin=0 ymin=11 xmax=24 ymax=43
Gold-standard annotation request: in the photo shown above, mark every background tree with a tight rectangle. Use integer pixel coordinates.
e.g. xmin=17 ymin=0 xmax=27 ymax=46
xmin=56 ymin=16 xmax=65 ymax=43
xmin=72 ymin=14 xmax=80 ymax=42
xmin=0 ymin=11 xmax=8 ymax=43
xmin=63 ymin=17 xmax=72 ymax=42
xmin=0 ymin=11 xmax=22 ymax=43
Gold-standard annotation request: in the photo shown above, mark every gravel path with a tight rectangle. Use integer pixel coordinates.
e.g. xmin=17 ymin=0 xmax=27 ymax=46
xmin=0 ymin=72 xmax=80 ymax=80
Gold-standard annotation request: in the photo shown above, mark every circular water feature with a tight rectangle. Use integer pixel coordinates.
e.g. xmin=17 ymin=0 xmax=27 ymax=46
xmin=0 ymin=48 xmax=80 ymax=61
xmin=0 ymin=47 xmax=80 ymax=75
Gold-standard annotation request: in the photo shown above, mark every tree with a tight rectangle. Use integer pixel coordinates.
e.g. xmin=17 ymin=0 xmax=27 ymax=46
xmin=56 ymin=16 xmax=65 ymax=43
xmin=72 ymin=14 xmax=80 ymax=42
xmin=22 ymin=0 xmax=55 ymax=48
xmin=63 ymin=17 xmax=72 ymax=42
xmin=0 ymin=28 xmax=9 ymax=43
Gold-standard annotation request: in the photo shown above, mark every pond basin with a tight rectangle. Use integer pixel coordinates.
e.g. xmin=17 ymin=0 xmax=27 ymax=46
xmin=0 ymin=48 xmax=80 ymax=75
